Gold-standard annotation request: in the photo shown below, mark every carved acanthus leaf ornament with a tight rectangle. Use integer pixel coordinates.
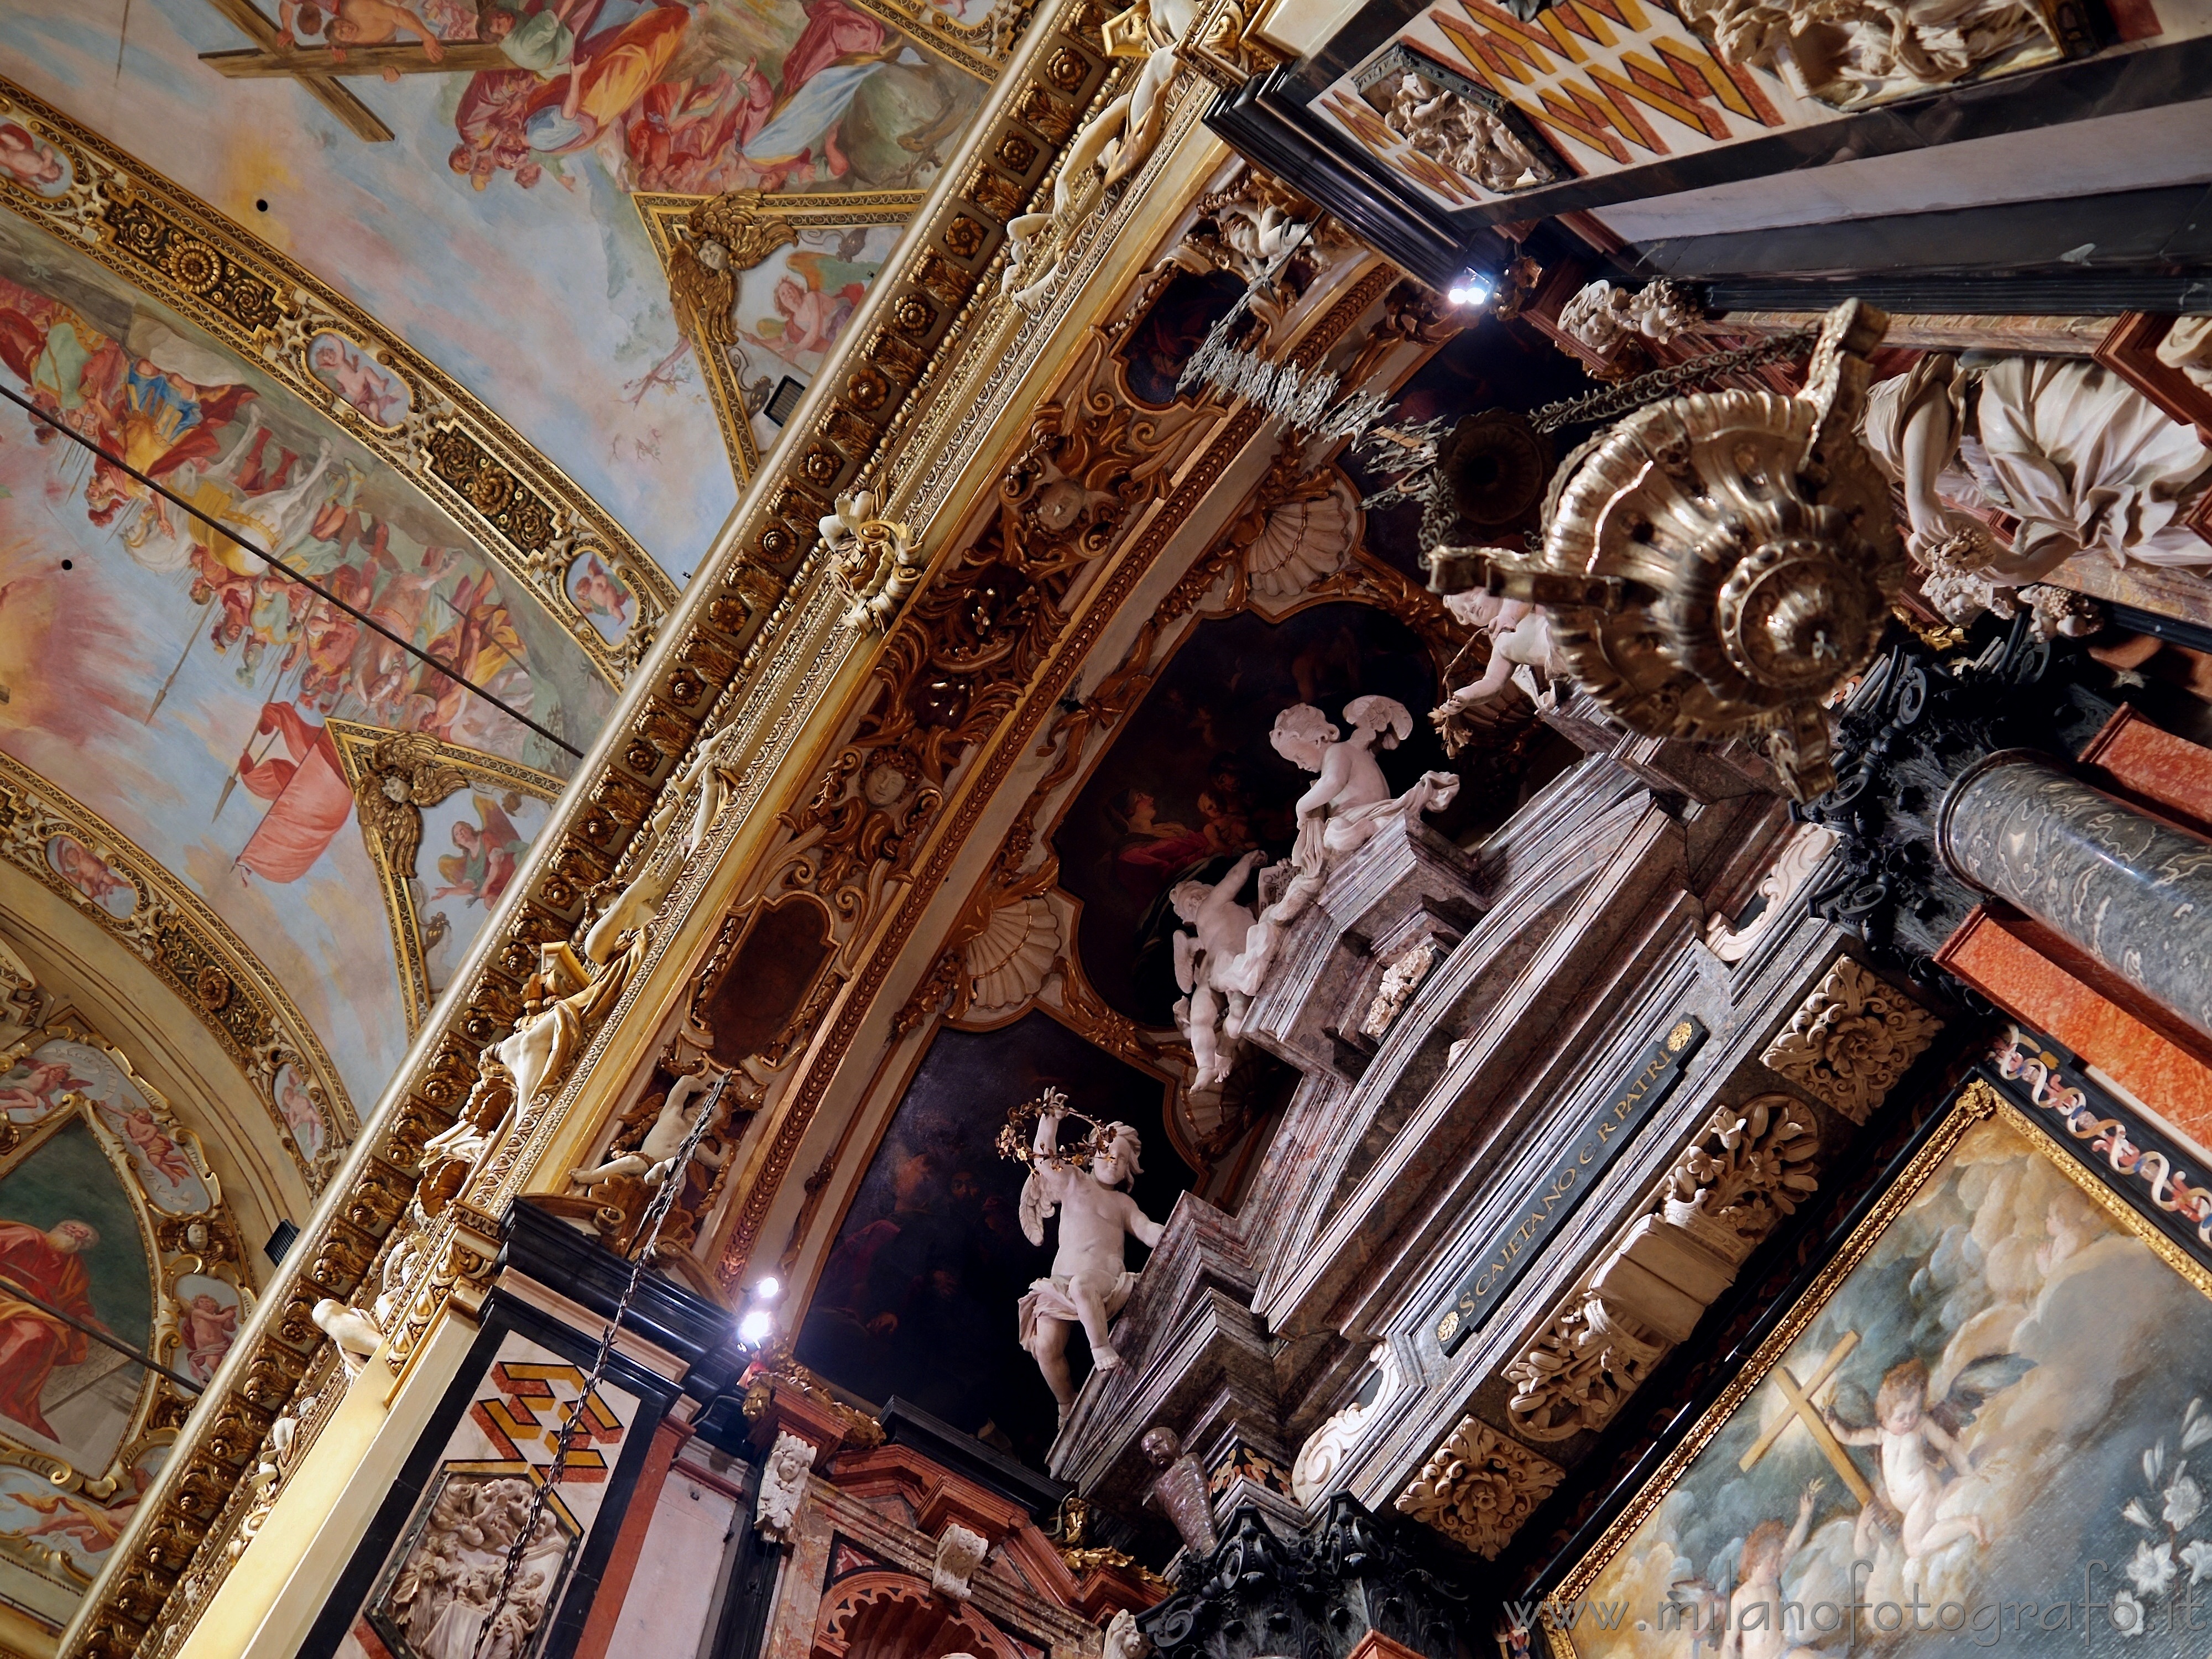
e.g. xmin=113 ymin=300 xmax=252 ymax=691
xmin=1761 ymin=956 xmax=1942 ymax=1123
xmin=1394 ymin=1416 xmax=1563 ymax=1558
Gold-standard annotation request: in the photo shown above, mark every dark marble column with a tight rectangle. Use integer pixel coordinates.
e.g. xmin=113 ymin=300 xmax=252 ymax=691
xmin=1938 ymin=750 xmax=2212 ymax=1041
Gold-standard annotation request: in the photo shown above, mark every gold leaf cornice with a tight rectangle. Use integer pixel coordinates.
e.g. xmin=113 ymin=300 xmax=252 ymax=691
xmin=0 ymin=77 xmax=676 ymax=686
xmin=63 ymin=2 xmax=1128 ymax=1644
xmin=0 ymin=752 xmax=354 ymax=1192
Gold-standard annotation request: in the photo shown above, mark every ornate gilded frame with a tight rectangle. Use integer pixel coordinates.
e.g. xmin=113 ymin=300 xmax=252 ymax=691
xmin=0 ymin=77 xmax=675 ymax=685
xmin=327 ymin=722 xmax=567 ymax=1039
xmin=0 ymin=751 xmax=352 ymax=1191
xmin=1541 ymin=1076 xmax=2212 ymax=1653
xmin=634 ymin=191 xmax=929 ymax=485
xmin=0 ymin=1013 xmax=255 ymax=1613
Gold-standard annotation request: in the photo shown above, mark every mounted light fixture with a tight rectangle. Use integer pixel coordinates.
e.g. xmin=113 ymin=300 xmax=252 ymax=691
xmin=1446 ymin=270 xmax=1494 ymax=307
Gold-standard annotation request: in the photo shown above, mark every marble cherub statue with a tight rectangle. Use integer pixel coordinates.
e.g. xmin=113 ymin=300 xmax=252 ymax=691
xmin=1438 ymin=589 xmax=1561 ymax=711
xmin=1171 ymin=849 xmax=1264 ymax=1092
xmin=1225 ymin=697 xmax=1459 ymax=1000
xmin=568 ymin=1065 xmax=727 ymax=1191
xmin=1016 ymin=1092 xmax=1165 ymax=1417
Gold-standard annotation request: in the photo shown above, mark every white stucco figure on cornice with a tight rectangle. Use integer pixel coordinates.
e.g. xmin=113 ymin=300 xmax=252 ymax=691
xmin=1226 ymin=697 xmax=1458 ymax=1000
xmin=1171 ymin=849 xmax=1263 ymax=1091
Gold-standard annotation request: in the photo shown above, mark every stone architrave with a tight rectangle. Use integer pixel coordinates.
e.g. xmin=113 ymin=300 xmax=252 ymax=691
xmin=1392 ymin=1416 xmax=1563 ymax=1559
xmin=1761 ymin=957 xmax=1942 ymax=1123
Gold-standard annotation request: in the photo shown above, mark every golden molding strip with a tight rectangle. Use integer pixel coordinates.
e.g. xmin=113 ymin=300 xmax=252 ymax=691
xmin=0 ymin=751 xmax=356 ymax=1193
xmin=64 ymin=4 xmax=1187 ymax=1647
xmin=327 ymin=722 xmax=566 ymax=1039
xmin=0 ymin=77 xmax=676 ymax=687
xmin=634 ymin=191 xmax=927 ymax=486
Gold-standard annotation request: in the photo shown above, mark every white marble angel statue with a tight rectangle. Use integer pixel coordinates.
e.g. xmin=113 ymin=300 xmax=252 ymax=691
xmin=1171 ymin=849 xmax=1264 ymax=1091
xmin=568 ymin=1065 xmax=727 ymax=1191
xmin=1437 ymin=589 xmax=1562 ymax=714
xmin=1861 ymin=352 xmax=2212 ymax=595
xmin=1227 ymin=697 xmax=1459 ymax=999
xmin=1016 ymin=1092 xmax=1165 ymax=1416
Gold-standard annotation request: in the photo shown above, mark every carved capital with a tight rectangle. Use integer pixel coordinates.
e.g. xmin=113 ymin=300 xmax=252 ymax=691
xmin=1393 ymin=1416 xmax=1562 ymax=1558
xmin=1761 ymin=957 xmax=1942 ymax=1123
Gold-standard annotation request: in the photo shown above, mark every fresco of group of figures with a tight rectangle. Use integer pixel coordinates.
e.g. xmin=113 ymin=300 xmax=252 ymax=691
xmin=0 ymin=0 xmax=994 ymax=558
xmin=0 ymin=1028 xmax=252 ymax=1629
xmin=0 ymin=206 xmax=607 ymax=1100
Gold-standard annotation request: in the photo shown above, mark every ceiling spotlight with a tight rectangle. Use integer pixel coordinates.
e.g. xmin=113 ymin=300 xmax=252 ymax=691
xmin=738 ymin=1308 xmax=775 ymax=1346
xmin=1447 ymin=272 xmax=1494 ymax=307
xmin=753 ymin=1276 xmax=782 ymax=1301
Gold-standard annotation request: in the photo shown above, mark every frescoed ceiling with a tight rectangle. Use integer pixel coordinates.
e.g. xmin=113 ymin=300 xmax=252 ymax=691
xmin=0 ymin=0 xmax=1020 ymax=564
xmin=0 ymin=0 xmax=1040 ymax=1274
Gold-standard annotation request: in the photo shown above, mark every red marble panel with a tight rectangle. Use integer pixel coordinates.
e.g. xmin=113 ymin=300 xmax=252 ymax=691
xmin=2078 ymin=705 xmax=2212 ymax=835
xmin=1938 ymin=909 xmax=2212 ymax=1157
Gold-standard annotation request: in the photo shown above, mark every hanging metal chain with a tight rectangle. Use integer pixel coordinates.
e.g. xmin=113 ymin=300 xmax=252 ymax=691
xmin=467 ymin=1071 xmax=732 ymax=1659
xmin=1526 ymin=328 xmax=1818 ymax=434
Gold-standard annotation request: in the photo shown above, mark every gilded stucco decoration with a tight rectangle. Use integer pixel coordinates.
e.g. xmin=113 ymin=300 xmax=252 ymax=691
xmin=636 ymin=191 xmax=928 ymax=484
xmin=0 ymin=1010 xmax=255 ymax=1641
xmin=0 ymin=79 xmax=674 ymax=684
xmin=1393 ymin=1415 xmax=1563 ymax=1559
xmin=0 ymin=753 xmax=352 ymax=1191
xmin=330 ymin=724 xmax=566 ymax=1038
xmin=1761 ymin=955 xmax=1943 ymax=1124
xmin=61 ymin=19 xmax=1375 ymax=1649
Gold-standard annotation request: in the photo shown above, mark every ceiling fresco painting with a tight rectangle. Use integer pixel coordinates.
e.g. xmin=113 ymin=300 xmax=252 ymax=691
xmin=0 ymin=204 xmax=607 ymax=1107
xmin=0 ymin=1014 xmax=255 ymax=1641
xmin=327 ymin=722 xmax=564 ymax=1036
xmin=795 ymin=1010 xmax=1188 ymax=1472
xmin=0 ymin=0 xmax=1000 ymax=537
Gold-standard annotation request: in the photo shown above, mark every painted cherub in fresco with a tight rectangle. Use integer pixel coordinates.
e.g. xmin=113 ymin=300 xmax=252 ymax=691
xmin=1720 ymin=1479 xmax=1828 ymax=1659
xmin=0 ymin=123 xmax=65 ymax=194
xmin=1824 ymin=1355 xmax=2030 ymax=1563
xmin=0 ymin=1057 xmax=92 ymax=1120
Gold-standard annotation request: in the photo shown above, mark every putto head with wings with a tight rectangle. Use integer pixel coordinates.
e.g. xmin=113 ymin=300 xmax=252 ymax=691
xmin=667 ymin=190 xmax=800 ymax=348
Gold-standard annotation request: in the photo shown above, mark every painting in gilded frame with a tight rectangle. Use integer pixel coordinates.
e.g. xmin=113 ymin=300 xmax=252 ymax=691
xmin=0 ymin=1015 xmax=254 ymax=1634
xmin=1545 ymin=1081 xmax=2212 ymax=1656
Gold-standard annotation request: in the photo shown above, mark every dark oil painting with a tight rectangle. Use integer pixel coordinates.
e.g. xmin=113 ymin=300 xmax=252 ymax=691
xmin=795 ymin=1011 xmax=1187 ymax=1470
xmin=1055 ymin=602 xmax=1468 ymax=1028
xmin=1118 ymin=269 xmax=1246 ymax=408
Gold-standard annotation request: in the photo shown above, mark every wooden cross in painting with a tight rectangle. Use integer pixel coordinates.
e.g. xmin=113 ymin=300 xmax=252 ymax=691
xmin=194 ymin=0 xmax=505 ymax=141
xmin=1736 ymin=1331 xmax=1876 ymax=1505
